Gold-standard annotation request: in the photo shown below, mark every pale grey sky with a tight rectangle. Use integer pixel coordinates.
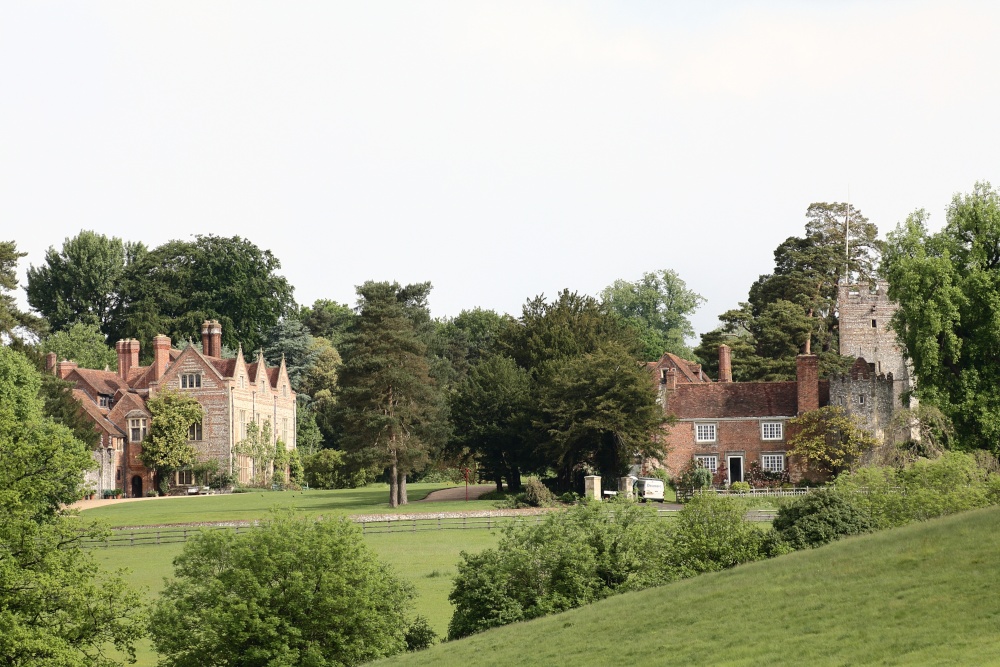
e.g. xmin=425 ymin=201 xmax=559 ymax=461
xmin=3 ymin=1 xmax=998 ymax=339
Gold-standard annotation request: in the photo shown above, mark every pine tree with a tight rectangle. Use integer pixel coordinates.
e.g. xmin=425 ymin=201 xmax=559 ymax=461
xmin=336 ymin=282 xmax=444 ymax=507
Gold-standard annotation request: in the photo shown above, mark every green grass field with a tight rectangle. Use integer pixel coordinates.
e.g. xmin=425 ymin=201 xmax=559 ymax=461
xmin=92 ymin=525 xmax=500 ymax=667
xmin=80 ymin=483 xmax=501 ymax=527
xmin=375 ymin=506 xmax=1000 ymax=666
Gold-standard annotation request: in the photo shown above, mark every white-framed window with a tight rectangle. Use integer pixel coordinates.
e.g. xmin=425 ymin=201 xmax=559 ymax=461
xmin=99 ymin=394 xmax=111 ymax=408
xmin=762 ymin=454 xmax=785 ymax=473
xmin=695 ymin=422 xmax=717 ymax=443
xmin=129 ymin=418 xmax=147 ymax=443
xmin=176 ymin=469 xmax=194 ymax=485
xmin=181 ymin=373 xmax=202 ymax=389
xmin=761 ymin=421 xmax=784 ymax=441
xmin=858 ymin=394 xmax=865 ymax=405
xmin=695 ymin=455 xmax=718 ymax=473
xmin=188 ymin=422 xmax=203 ymax=441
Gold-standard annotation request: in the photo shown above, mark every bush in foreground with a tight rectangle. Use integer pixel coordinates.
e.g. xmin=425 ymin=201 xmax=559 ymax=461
xmin=772 ymin=488 xmax=874 ymax=549
xmin=149 ymin=513 xmax=432 ymax=666
xmin=448 ymin=495 xmax=777 ymax=639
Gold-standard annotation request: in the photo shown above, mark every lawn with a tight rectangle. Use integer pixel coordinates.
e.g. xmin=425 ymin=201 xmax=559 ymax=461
xmin=376 ymin=505 xmax=1000 ymax=666
xmin=80 ymin=483 xmax=501 ymax=527
xmin=92 ymin=524 xmax=500 ymax=667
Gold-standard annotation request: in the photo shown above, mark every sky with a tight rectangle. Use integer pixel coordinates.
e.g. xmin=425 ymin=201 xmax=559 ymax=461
xmin=3 ymin=1 xmax=999 ymax=341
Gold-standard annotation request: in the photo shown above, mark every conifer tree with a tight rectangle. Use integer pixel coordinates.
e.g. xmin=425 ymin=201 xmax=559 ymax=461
xmin=336 ymin=282 xmax=444 ymax=507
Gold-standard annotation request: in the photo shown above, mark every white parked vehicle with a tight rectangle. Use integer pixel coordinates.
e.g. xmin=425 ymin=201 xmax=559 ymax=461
xmin=634 ymin=477 xmax=665 ymax=502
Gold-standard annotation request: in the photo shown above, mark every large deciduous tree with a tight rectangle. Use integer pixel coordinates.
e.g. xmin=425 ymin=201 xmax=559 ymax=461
xmin=336 ymin=281 xmax=445 ymax=507
xmin=0 ymin=346 xmax=145 ymax=665
xmin=41 ymin=322 xmax=117 ymax=370
xmin=787 ymin=406 xmax=877 ymax=476
xmin=111 ymin=235 xmax=295 ymax=353
xmin=600 ymin=269 xmax=704 ymax=360
xmin=882 ymin=183 xmax=1000 ymax=453
xmin=149 ymin=513 xmax=431 ymax=667
xmin=26 ymin=231 xmax=144 ymax=335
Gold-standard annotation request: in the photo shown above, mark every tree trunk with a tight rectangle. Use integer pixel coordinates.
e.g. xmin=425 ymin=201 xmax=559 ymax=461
xmin=495 ymin=477 xmax=503 ymax=493
xmin=389 ymin=461 xmax=399 ymax=508
xmin=398 ymin=471 xmax=408 ymax=505
xmin=507 ymin=466 xmax=522 ymax=493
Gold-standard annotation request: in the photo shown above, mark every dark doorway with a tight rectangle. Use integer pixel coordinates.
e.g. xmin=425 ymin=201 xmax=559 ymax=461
xmin=727 ymin=456 xmax=744 ymax=484
xmin=131 ymin=475 xmax=143 ymax=498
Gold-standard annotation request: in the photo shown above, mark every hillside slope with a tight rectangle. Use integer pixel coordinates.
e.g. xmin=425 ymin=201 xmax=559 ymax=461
xmin=377 ymin=506 xmax=1000 ymax=666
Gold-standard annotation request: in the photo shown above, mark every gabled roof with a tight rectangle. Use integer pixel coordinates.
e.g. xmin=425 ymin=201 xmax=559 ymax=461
xmin=107 ymin=391 xmax=148 ymax=423
xmin=651 ymin=352 xmax=712 ymax=384
xmin=208 ymin=358 xmax=237 ymax=377
xmin=666 ymin=381 xmax=830 ymax=419
xmin=70 ymin=368 xmax=130 ymax=400
xmin=72 ymin=389 xmax=125 ymax=437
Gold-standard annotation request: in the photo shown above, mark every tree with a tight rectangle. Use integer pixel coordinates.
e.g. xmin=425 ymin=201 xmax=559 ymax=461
xmin=149 ymin=513 xmax=431 ymax=667
xmin=772 ymin=489 xmax=874 ymax=549
xmin=699 ymin=203 xmax=878 ymax=381
xmin=0 ymin=240 xmax=43 ymax=340
xmin=41 ymin=322 xmax=117 ymax=370
xmin=600 ymin=269 xmax=704 ymax=360
xmin=882 ymin=183 xmax=1000 ymax=453
xmin=143 ymin=389 xmax=204 ymax=486
xmin=336 ymin=281 xmax=445 ymax=507
xmin=26 ymin=231 xmax=144 ymax=336
xmin=535 ymin=343 xmax=664 ymax=488
xmin=298 ymin=337 xmax=342 ymax=445
xmin=110 ymin=235 xmax=295 ymax=353
xmin=263 ymin=318 xmax=318 ymax=389
xmin=787 ymin=406 xmax=877 ymax=476
xmin=234 ymin=420 xmax=284 ymax=487
xmin=0 ymin=346 xmax=145 ymax=665
xmin=299 ymin=299 xmax=356 ymax=349
xmin=449 ymin=354 xmax=532 ymax=492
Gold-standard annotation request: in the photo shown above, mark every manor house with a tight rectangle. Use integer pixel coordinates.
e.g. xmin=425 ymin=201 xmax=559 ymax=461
xmin=53 ymin=320 xmax=296 ymax=497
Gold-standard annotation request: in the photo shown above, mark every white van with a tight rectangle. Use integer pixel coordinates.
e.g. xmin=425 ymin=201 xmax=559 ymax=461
xmin=635 ymin=477 xmax=666 ymax=502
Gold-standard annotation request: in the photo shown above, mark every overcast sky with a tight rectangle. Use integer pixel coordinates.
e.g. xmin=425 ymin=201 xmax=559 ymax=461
xmin=3 ymin=1 xmax=999 ymax=340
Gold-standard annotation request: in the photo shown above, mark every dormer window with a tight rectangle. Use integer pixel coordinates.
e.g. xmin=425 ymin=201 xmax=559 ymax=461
xmin=99 ymin=394 xmax=111 ymax=408
xmin=181 ymin=373 xmax=202 ymax=389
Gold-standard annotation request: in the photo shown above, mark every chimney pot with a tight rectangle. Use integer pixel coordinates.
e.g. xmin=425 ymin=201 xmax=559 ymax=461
xmin=718 ymin=344 xmax=733 ymax=383
xmin=153 ymin=334 xmax=171 ymax=381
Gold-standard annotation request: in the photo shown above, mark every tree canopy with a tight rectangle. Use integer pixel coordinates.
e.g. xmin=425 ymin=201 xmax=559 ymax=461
xmin=0 ymin=346 xmax=145 ymax=665
xmin=698 ymin=203 xmax=877 ymax=380
xmin=143 ymin=389 xmax=204 ymax=481
xmin=336 ymin=281 xmax=446 ymax=506
xmin=600 ymin=269 xmax=704 ymax=360
xmin=41 ymin=322 xmax=117 ymax=370
xmin=882 ymin=182 xmax=1000 ymax=453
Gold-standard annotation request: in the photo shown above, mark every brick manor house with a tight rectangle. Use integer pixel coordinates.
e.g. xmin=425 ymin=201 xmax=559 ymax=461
xmin=649 ymin=281 xmax=911 ymax=484
xmin=54 ymin=320 xmax=296 ymax=497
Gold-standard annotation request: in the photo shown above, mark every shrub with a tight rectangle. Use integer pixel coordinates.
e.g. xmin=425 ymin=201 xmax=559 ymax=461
xmin=149 ymin=513 xmax=433 ymax=666
xmin=304 ymin=449 xmax=372 ymax=489
xmin=675 ymin=459 xmax=713 ymax=492
xmin=522 ymin=478 xmax=555 ymax=507
xmin=448 ymin=500 xmax=672 ymax=639
xmin=772 ymin=489 xmax=874 ymax=549
xmin=729 ymin=481 xmax=752 ymax=493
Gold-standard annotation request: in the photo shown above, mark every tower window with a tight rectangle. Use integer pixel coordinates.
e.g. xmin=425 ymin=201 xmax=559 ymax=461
xmin=871 ymin=319 xmax=877 ymax=328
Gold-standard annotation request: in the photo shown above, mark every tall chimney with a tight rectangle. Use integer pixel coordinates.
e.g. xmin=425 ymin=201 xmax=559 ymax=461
xmin=116 ymin=340 xmax=133 ymax=380
xmin=664 ymin=367 xmax=677 ymax=392
xmin=209 ymin=319 xmax=222 ymax=358
xmin=45 ymin=352 xmax=58 ymax=375
xmin=127 ymin=339 xmax=140 ymax=373
xmin=718 ymin=344 xmax=732 ymax=383
xmin=796 ymin=354 xmax=819 ymax=415
xmin=153 ymin=334 xmax=171 ymax=380
xmin=201 ymin=320 xmax=212 ymax=355
xmin=57 ymin=360 xmax=77 ymax=380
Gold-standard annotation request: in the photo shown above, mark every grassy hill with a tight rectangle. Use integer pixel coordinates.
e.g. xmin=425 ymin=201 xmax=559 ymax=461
xmin=375 ymin=506 xmax=1000 ymax=666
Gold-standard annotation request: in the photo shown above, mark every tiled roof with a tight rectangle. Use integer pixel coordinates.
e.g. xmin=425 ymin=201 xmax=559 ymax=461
xmin=72 ymin=389 xmax=125 ymax=437
xmin=650 ymin=352 xmax=712 ymax=384
xmin=666 ymin=381 xmax=830 ymax=419
xmin=208 ymin=358 xmax=237 ymax=378
xmin=70 ymin=368 xmax=130 ymax=401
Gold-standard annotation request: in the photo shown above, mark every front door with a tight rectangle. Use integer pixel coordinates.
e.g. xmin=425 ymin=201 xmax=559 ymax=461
xmin=131 ymin=475 xmax=143 ymax=498
xmin=727 ymin=456 xmax=744 ymax=484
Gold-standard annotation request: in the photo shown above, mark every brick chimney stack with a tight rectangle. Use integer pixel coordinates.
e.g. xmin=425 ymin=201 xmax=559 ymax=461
xmin=201 ymin=321 xmax=212 ymax=355
xmin=45 ymin=352 xmax=57 ymax=375
xmin=796 ymin=354 xmax=819 ymax=415
xmin=56 ymin=360 xmax=77 ymax=380
xmin=664 ymin=367 xmax=677 ymax=392
xmin=718 ymin=344 xmax=732 ymax=383
xmin=209 ymin=320 xmax=222 ymax=358
xmin=153 ymin=334 xmax=171 ymax=380
xmin=116 ymin=339 xmax=140 ymax=380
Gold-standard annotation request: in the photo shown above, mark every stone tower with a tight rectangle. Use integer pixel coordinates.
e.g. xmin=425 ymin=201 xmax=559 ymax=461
xmin=837 ymin=279 xmax=913 ymax=406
